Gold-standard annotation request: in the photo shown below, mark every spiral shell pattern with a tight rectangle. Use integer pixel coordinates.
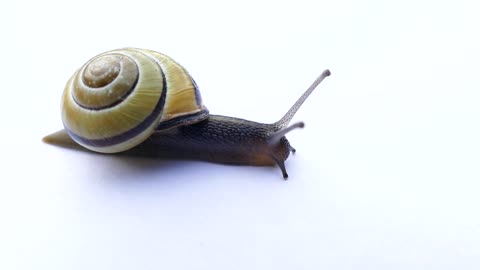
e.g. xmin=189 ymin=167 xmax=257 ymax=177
xmin=61 ymin=48 xmax=207 ymax=153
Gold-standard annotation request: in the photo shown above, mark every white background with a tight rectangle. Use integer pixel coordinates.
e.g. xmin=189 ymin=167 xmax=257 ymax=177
xmin=2 ymin=0 xmax=479 ymax=269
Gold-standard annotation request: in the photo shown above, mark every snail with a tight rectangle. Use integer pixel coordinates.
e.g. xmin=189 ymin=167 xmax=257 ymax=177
xmin=43 ymin=48 xmax=331 ymax=179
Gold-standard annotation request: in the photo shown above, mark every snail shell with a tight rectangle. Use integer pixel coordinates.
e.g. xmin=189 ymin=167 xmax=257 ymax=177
xmin=61 ymin=48 xmax=208 ymax=153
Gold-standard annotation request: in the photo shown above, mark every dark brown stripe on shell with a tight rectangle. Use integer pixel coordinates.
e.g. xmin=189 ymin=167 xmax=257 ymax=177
xmin=65 ymin=59 xmax=167 ymax=148
xmin=190 ymin=76 xmax=203 ymax=106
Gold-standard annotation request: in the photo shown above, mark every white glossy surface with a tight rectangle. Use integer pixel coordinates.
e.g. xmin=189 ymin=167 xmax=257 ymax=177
xmin=2 ymin=0 xmax=480 ymax=269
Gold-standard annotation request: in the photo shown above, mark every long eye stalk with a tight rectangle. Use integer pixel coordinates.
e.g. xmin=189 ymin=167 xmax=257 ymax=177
xmin=274 ymin=69 xmax=331 ymax=129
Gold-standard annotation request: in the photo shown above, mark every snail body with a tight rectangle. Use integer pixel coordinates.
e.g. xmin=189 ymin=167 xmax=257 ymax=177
xmin=129 ymin=115 xmax=295 ymax=170
xmin=44 ymin=48 xmax=331 ymax=179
